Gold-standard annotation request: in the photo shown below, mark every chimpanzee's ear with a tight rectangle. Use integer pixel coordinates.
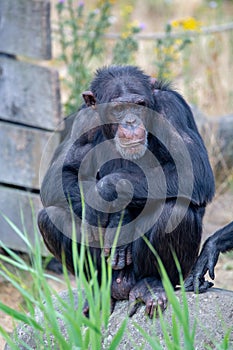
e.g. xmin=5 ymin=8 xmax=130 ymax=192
xmin=82 ymin=90 xmax=96 ymax=107
xmin=150 ymin=77 xmax=157 ymax=88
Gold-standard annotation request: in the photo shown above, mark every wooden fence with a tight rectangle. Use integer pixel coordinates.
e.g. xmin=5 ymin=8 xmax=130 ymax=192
xmin=0 ymin=0 xmax=62 ymax=253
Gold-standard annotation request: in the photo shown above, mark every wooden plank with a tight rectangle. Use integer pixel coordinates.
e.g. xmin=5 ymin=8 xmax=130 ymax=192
xmin=0 ymin=186 xmax=48 ymax=255
xmin=0 ymin=0 xmax=51 ymax=59
xmin=0 ymin=55 xmax=62 ymax=130
xmin=0 ymin=121 xmax=60 ymax=190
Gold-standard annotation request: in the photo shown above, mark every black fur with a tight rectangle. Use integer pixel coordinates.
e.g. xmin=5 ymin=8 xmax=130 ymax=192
xmin=185 ymin=221 xmax=233 ymax=292
xmin=38 ymin=65 xmax=215 ymax=316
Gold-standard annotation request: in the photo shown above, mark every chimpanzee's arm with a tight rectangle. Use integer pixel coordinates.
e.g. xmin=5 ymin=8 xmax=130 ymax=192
xmin=153 ymin=84 xmax=215 ymax=206
xmin=185 ymin=221 xmax=233 ymax=293
xmin=214 ymin=221 xmax=233 ymax=253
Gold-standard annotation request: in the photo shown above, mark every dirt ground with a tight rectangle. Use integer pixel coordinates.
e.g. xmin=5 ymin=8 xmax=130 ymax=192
xmin=201 ymin=191 xmax=233 ymax=290
xmin=0 ymin=192 xmax=233 ymax=350
xmin=0 ymin=270 xmax=77 ymax=350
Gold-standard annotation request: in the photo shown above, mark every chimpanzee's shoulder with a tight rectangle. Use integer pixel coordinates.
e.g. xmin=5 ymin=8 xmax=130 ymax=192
xmin=153 ymin=79 xmax=173 ymax=92
xmin=152 ymin=80 xmax=187 ymax=105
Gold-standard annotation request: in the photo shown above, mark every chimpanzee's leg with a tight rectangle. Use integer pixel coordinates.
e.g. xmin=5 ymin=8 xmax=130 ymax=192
xmin=38 ymin=207 xmax=102 ymax=276
xmin=129 ymin=201 xmax=204 ymax=317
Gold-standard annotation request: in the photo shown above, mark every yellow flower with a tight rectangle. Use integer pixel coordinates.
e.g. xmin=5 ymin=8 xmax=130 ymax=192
xmin=121 ymin=31 xmax=130 ymax=39
xmin=129 ymin=20 xmax=139 ymax=28
xmin=121 ymin=4 xmax=133 ymax=17
xmin=171 ymin=17 xmax=202 ymax=31
xmin=163 ymin=45 xmax=179 ymax=60
xmin=171 ymin=19 xmax=181 ymax=28
xmin=97 ymin=0 xmax=116 ymax=6
xmin=183 ymin=17 xmax=202 ymax=31
xmin=174 ymin=39 xmax=182 ymax=47
xmin=97 ymin=0 xmax=105 ymax=6
xmin=163 ymin=71 xmax=173 ymax=79
xmin=163 ymin=46 xmax=174 ymax=55
xmin=120 ymin=20 xmax=140 ymax=39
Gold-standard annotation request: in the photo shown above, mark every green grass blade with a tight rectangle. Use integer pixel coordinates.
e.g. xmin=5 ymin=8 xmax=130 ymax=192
xmin=0 ymin=303 xmax=43 ymax=331
xmin=133 ymin=322 xmax=163 ymax=349
xmin=0 ymin=212 xmax=32 ymax=250
xmin=0 ymin=326 xmax=20 ymax=350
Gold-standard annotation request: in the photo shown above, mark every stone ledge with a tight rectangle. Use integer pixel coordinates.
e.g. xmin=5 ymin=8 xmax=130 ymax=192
xmin=4 ymin=288 xmax=233 ymax=349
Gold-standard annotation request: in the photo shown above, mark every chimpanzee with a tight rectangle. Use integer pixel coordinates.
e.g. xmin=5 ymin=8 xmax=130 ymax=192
xmin=185 ymin=221 xmax=233 ymax=292
xmin=38 ymin=65 xmax=215 ymax=318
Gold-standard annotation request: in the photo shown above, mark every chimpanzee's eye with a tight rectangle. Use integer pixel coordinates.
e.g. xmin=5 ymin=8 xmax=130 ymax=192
xmin=111 ymin=103 xmax=125 ymax=116
xmin=137 ymin=100 xmax=146 ymax=106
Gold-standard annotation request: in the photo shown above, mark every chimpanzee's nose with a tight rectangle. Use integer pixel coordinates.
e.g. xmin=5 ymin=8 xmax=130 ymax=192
xmin=125 ymin=114 xmax=136 ymax=125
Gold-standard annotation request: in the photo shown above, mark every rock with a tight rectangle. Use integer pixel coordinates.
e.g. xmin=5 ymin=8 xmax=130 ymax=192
xmin=4 ymin=288 xmax=233 ymax=350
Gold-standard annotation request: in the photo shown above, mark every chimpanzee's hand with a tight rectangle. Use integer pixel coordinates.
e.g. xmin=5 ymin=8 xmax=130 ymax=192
xmin=128 ymin=277 xmax=167 ymax=318
xmin=104 ymin=244 xmax=132 ymax=270
xmin=81 ymin=219 xmax=106 ymax=244
xmin=184 ymin=237 xmax=220 ymax=293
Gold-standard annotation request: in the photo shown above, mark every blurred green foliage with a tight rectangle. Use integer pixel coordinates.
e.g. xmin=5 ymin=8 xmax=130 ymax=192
xmin=56 ymin=0 xmax=233 ymax=119
xmin=56 ymin=0 xmax=142 ymax=115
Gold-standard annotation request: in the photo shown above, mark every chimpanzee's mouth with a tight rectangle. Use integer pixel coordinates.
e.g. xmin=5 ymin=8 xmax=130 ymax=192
xmin=120 ymin=139 xmax=145 ymax=147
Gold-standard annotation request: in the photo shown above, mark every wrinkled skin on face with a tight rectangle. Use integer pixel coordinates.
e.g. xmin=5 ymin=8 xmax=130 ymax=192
xmin=115 ymin=112 xmax=148 ymax=160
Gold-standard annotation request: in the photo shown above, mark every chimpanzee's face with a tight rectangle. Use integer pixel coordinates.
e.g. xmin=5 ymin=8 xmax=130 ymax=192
xmin=108 ymin=102 xmax=148 ymax=160
xmin=82 ymin=83 xmax=152 ymax=160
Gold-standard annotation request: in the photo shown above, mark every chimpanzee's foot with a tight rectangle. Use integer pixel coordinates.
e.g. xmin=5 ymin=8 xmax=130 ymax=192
xmin=83 ymin=296 xmax=118 ymax=316
xmin=83 ymin=299 xmax=89 ymax=317
xmin=110 ymin=297 xmax=117 ymax=313
xmin=128 ymin=277 xmax=167 ymax=318
xmin=45 ymin=257 xmax=63 ymax=274
xmin=83 ymin=268 xmax=136 ymax=317
xmin=111 ymin=267 xmax=136 ymax=301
